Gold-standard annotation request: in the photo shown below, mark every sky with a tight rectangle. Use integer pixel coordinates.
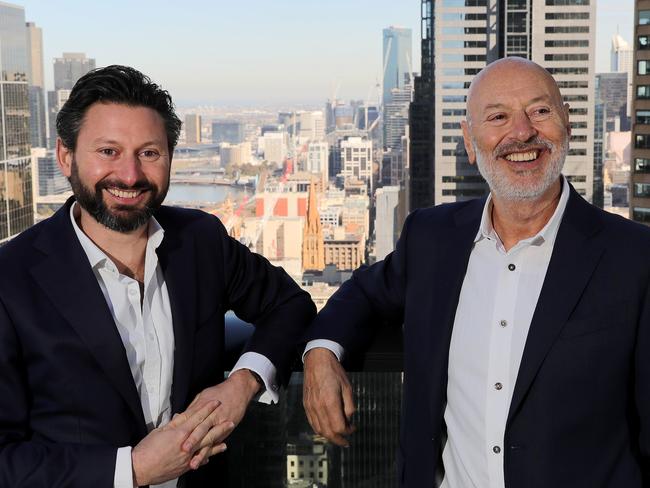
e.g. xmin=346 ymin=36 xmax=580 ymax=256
xmin=16 ymin=0 xmax=634 ymax=107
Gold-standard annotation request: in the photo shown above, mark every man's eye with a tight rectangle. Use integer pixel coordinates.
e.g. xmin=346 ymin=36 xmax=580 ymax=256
xmin=140 ymin=150 xmax=160 ymax=161
xmin=488 ymin=114 xmax=506 ymax=123
xmin=99 ymin=148 xmax=117 ymax=157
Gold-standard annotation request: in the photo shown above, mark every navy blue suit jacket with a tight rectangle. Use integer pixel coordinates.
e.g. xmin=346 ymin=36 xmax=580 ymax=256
xmin=0 ymin=199 xmax=315 ymax=487
xmin=306 ymin=186 xmax=650 ymax=487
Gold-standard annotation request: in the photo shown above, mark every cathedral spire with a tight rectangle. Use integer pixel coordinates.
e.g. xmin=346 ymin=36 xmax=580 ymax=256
xmin=302 ymin=178 xmax=325 ymax=272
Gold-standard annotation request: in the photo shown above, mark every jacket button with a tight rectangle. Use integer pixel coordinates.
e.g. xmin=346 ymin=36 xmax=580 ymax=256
xmin=493 ymin=446 xmax=501 ymax=454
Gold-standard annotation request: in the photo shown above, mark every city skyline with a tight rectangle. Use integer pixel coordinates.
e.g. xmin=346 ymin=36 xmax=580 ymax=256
xmin=15 ymin=0 xmax=634 ymax=106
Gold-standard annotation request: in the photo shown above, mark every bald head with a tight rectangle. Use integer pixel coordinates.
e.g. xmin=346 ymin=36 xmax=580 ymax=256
xmin=466 ymin=58 xmax=565 ymax=126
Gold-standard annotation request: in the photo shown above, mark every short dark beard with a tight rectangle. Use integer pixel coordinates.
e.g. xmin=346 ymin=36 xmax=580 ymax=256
xmin=68 ymin=157 xmax=168 ymax=233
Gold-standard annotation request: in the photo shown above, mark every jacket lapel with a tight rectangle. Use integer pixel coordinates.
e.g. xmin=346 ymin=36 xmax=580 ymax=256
xmin=155 ymin=211 xmax=198 ymax=414
xmin=30 ymin=202 xmax=147 ymax=437
xmin=507 ymin=188 xmax=605 ymax=426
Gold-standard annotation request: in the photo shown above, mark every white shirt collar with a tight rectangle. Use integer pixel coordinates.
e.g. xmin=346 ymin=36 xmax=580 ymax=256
xmin=69 ymin=201 xmax=165 ymax=271
xmin=475 ymin=175 xmax=570 ymax=248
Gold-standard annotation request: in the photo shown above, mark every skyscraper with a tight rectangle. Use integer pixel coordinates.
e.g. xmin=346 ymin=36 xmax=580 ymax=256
xmin=53 ymin=52 xmax=96 ymax=90
xmin=382 ymin=26 xmax=413 ymax=106
xmin=49 ymin=53 xmax=95 ymax=148
xmin=612 ymin=33 xmax=634 ymax=118
xmin=26 ymin=21 xmax=46 ymax=148
xmin=0 ymin=2 xmax=33 ymax=242
xmin=410 ymin=0 xmax=596 ymax=209
xmin=184 ymin=113 xmax=201 ymax=144
xmin=630 ymin=1 xmax=650 ymax=224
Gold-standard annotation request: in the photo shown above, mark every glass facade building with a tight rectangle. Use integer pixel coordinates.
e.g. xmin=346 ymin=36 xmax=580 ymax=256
xmin=0 ymin=2 xmax=33 ymax=243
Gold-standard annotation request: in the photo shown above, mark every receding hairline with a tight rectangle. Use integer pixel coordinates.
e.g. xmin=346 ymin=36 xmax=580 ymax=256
xmin=466 ymin=58 xmax=563 ymax=123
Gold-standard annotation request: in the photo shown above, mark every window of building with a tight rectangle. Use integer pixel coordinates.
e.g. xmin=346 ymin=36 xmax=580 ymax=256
xmin=571 ymin=121 xmax=588 ymax=129
xmin=636 ymin=134 xmax=650 ymax=149
xmin=640 ymin=35 xmax=650 ymax=50
xmin=442 ymin=122 xmax=462 ymax=129
xmin=565 ymin=175 xmax=587 ymax=183
xmin=442 ymin=109 xmax=466 ymax=117
xmin=442 ymin=96 xmax=467 ymax=103
xmin=639 ymin=86 xmax=650 ymax=99
xmin=546 ymin=0 xmax=589 ymax=4
xmin=442 ymin=81 xmax=470 ymax=89
xmin=567 ymin=149 xmax=587 ymax=156
xmin=640 ymin=10 xmax=650 ymax=25
xmin=571 ymin=135 xmax=588 ymax=142
xmin=637 ymin=110 xmax=650 ymax=125
xmin=545 ymin=26 xmax=589 ymax=34
xmin=633 ymin=208 xmax=650 ymax=222
xmin=563 ymin=95 xmax=588 ymax=102
xmin=545 ymin=39 xmax=589 ymax=48
xmin=634 ymin=183 xmax=650 ymax=197
xmin=443 ymin=0 xmax=487 ymax=5
xmin=545 ymin=12 xmax=589 ymax=20
xmin=290 ymin=461 xmax=295 ymax=467
xmin=557 ymin=80 xmax=589 ymax=89
xmin=545 ymin=53 xmax=589 ymax=62
xmin=640 ymin=60 xmax=650 ymax=76
xmin=507 ymin=35 xmax=528 ymax=51
xmin=546 ymin=67 xmax=589 ymax=75
xmin=635 ymin=158 xmax=650 ymax=173
xmin=569 ymin=108 xmax=588 ymax=116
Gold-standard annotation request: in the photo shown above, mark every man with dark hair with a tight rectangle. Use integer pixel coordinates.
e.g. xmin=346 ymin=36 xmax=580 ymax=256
xmin=302 ymin=58 xmax=650 ymax=487
xmin=0 ymin=65 xmax=315 ymax=487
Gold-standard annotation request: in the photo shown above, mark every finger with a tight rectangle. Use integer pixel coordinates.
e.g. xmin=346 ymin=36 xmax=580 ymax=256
xmin=194 ymin=420 xmax=236 ymax=451
xmin=190 ymin=442 xmax=227 ymax=469
xmin=189 ymin=446 xmax=210 ymax=470
xmin=341 ymin=380 xmax=356 ymax=422
xmin=179 ymin=400 xmax=221 ymax=443
xmin=182 ymin=407 xmax=225 ymax=453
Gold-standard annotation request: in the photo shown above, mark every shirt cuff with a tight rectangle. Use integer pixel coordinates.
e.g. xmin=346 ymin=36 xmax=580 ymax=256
xmin=230 ymin=352 xmax=279 ymax=404
xmin=303 ymin=339 xmax=345 ymax=363
xmin=114 ymin=446 xmax=135 ymax=488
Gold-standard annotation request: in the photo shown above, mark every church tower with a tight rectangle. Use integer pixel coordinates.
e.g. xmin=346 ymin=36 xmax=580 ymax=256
xmin=302 ymin=178 xmax=325 ymax=272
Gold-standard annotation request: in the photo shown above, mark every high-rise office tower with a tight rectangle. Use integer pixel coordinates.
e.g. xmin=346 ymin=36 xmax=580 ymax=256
xmin=410 ymin=0 xmax=596 ymax=209
xmin=382 ymin=26 xmax=413 ymax=106
xmin=53 ymin=52 xmax=96 ymax=90
xmin=0 ymin=2 xmax=33 ymax=243
xmin=26 ymin=22 xmax=46 ymax=148
xmin=184 ymin=113 xmax=201 ymax=144
xmin=49 ymin=53 xmax=95 ymax=148
xmin=630 ymin=2 xmax=650 ymax=224
xmin=612 ymin=33 xmax=634 ymax=118
xmin=212 ymin=120 xmax=245 ymax=144
xmin=384 ymin=82 xmax=413 ymax=152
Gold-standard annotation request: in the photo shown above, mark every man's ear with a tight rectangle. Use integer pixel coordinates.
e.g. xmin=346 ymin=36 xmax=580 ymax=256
xmin=56 ymin=138 xmax=73 ymax=177
xmin=461 ymin=120 xmax=476 ymax=165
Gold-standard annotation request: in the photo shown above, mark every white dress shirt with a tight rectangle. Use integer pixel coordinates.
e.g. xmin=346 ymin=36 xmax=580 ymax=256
xmin=305 ymin=178 xmax=569 ymax=488
xmin=440 ymin=177 xmax=569 ymax=488
xmin=70 ymin=204 xmax=278 ymax=488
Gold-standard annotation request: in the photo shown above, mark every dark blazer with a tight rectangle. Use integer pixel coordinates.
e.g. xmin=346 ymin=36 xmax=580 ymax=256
xmin=305 ymin=186 xmax=650 ymax=487
xmin=0 ymin=199 xmax=316 ymax=487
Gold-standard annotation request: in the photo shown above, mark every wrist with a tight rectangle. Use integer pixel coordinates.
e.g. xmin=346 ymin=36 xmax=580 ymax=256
xmin=231 ymin=369 xmax=262 ymax=399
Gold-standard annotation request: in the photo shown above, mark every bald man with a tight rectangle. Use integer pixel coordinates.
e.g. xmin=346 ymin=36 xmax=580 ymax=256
xmin=301 ymin=58 xmax=650 ymax=488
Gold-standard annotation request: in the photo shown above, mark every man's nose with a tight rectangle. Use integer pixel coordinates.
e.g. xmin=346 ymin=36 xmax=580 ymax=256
xmin=509 ymin=111 xmax=538 ymax=142
xmin=114 ymin=153 xmax=145 ymax=186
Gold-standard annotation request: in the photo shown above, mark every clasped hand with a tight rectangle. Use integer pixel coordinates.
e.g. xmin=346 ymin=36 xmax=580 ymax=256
xmin=131 ymin=369 xmax=260 ymax=486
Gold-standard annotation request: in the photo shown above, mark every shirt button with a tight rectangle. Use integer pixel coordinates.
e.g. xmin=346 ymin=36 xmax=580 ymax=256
xmin=500 ymin=319 xmax=507 ymax=327
xmin=129 ymin=288 xmax=138 ymax=296
xmin=495 ymin=382 xmax=503 ymax=390
xmin=493 ymin=446 xmax=501 ymax=454
xmin=508 ymin=263 xmax=516 ymax=271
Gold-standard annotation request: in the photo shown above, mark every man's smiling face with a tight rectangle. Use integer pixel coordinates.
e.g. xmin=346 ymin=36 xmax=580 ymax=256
xmin=461 ymin=58 xmax=571 ymax=201
xmin=58 ymin=102 xmax=171 ymax=232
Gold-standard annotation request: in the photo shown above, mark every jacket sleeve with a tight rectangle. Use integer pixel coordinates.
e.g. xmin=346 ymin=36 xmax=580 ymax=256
xmin=218 ymin=220 xmax=316 ymax=385
xmin=0 ymin=297 xmax=117 ymax=488
xmin=301 ymin=209 xmax=418 ymax=356
xmin=636 ymin=276 xmax=650 ymax=486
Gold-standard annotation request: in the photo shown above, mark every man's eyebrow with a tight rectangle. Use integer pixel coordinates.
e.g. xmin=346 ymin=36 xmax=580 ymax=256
xmin=481 ymin=95 xmax=554 ymax=112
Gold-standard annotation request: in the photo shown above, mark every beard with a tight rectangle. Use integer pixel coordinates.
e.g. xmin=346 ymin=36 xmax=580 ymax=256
xmin=473 ymin=135 xmax=568 ymax=201
xmin=68 ymin=157 xmax=169 ymax=233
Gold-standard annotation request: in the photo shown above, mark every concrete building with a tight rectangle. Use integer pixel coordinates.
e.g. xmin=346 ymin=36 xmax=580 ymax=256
xmin=339 ymin=136 xmax=372 ymax=189
xmin=263 ymin=131 xmax=287 ymax=165
xmin=184 ymin=113 xmax=201 ymax=144
xmin=324 ymin=236 xmax=364 ymax=271
xmin=0 ymin=2 xmax=33 ymax=243
xmin=26 ymin=22 xmax=46 ymax=148
xmin=48 ymin=89 xmax=71 ymax=148
xmin=306 ymin=141 xmax=329 ymax=185
xmin=35 ymin=150 xmax=70 ymax=197
xmin=630 ymin=1 xmax=650 ymax=224
xmin=220 ymin=142 xmax=251 ymax=166
xmin=384 ymin=82 xmax=412 ymax=152
xmin=410 ymin=0 xmax=596 ymax=209
xmin=53 ymin=52 xmax=95 ymax=90
xmin=374 ymin=186 xmax=401 ymax=261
